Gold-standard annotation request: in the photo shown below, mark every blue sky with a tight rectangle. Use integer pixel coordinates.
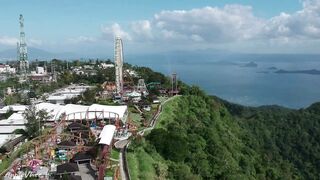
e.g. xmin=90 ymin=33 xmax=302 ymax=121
xmin=0 ymin=0 xmax=319 ymax=55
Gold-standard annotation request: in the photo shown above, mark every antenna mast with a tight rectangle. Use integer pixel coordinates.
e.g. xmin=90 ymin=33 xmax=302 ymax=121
xmin=18 ymin=14 xmax=29 ymax=74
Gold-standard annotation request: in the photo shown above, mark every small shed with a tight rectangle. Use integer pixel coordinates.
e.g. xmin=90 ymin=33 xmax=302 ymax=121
xmin=68 ymin=122 xmax=87 ymax=132
xmin=71 ymin=152 xmax=93 ymax=164
xmin=56 ymin=163 xmax=79 ymax=175
xmin=57 ymin=140 xmax=77 ymax=150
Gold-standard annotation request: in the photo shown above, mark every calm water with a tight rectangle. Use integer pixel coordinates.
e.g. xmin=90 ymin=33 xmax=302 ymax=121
xmin=128 ymin=54 xmax=320 ymax=109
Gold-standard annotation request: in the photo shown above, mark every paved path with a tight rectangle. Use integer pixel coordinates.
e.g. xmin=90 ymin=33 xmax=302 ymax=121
xmin=138 ymin=95 xmax=181 ymax=136
xmin=115 ymin=139 xmax=129 ymax=149
xmin=119 ymin=147 xmax=129 ymax=180
xmin=78 ymin=163 xmax=96 ymax=180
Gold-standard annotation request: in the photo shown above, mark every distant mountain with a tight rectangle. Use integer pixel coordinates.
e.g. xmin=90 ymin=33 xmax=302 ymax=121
xmin=268 ymin=66 xmax=278 ymax=70
xmin=0 ymin=48 xmax=79 ymax=61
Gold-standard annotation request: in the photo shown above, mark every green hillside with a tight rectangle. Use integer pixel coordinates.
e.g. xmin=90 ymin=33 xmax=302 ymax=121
xmin=127 ymin=86 xmax=320 ymax=179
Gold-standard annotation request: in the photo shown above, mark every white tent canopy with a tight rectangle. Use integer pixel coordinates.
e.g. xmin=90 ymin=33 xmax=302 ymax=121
xmin=99 ymin=125 xmax=116 ymax=145
xmin=0 ymin=105 xmax=27 ymax=114
xmin=35 ymin=103 xmax=128 ymax=122
xmin=0 ymin=112 xmax=27 ymax=125
xmin=89 ymin=104 xmax=127 ymax=119
xmin=35 ymin=103 xmax=63 ymax=121
xmin=56 ymin=104 xmax=89 ymax=121
xmin=0 ymin=126 xmax=25 ymax=134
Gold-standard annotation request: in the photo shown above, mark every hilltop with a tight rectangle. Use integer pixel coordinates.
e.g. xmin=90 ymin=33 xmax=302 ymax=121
xmin=126 ymin=70 xmax=320 ymax=179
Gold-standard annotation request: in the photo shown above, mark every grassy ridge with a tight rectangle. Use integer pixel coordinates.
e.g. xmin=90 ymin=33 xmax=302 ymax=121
xmin=127 ymin=88 xmax=320 ymax=179
xmin=156 ymin=96 xmax=182 ymax=129
xmin=127 ymin=146 xmax=159 ymax=180
xmin=124 ymin=66 xmax=320 ymax=179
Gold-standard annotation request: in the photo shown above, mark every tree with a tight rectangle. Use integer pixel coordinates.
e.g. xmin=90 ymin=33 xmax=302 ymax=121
xmin=24 ymin=106 xmax=51 ymax=139
xmin=60 ymin=71 xmax=74 ymax=85
xmin=4 ymin=94 xmax=20 ymax=105
xmin=154 ymin=162 xmax=168 ymax=180
xmin=82 ymin=88 xmax=97 ymax=104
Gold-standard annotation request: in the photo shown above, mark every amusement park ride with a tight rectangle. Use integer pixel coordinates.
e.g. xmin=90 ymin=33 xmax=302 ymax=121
xmin=5 ymin=108 xmax=137 ymax=180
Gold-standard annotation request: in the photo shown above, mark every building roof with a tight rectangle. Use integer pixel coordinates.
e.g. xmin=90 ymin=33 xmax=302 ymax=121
xmin=126 ymin=91 xmax=141 ymax=97
xmin=0 ymin=105 xmax=27 ymax=114
xmin=56 ymin=163 xmax=79 ymax=174
xmin=0 ymin=126 xmax=25 ymax=134
xmin=0 ymin=134 xmax=22 ymax=147
xmin=0 ymin=113 xmax=26 ymax=125
xmin=99 ymin=125 xmax=116 ymax=145
xmin=2 ymin=135 xmax=26 ymax=152
xmin=67 ymin=175 xmax=82 ymax=180
xmin=58 ymin=140 xmax=76 ymax=147
xmin=73 ymin=131 xmax=89 ymax=139
xmin=47 ymin=85 xmax=92 ymax=103
xmin=35 ymin=103 xmax=62 ymax=120
xmin=59 ymin=104 xmax=89 ymax=120
xmin=88 ymin=104 xmax=127 ymax=119
xmin=42 ymin=103 xmax=128 ymax=121
xmin=2 ymin=136 xmax=23 ymax=151
xmin=72 ymin=152 xmax=93 ymax=162
xmin=47 ymin=94 xmax=78 ymax=101
xmin=7 ymin=112 xmax=25 ymax=121
xmin=26 ymin=102 xmax=127 ymax=122
xmin=68 ymin=122 xmax=86 ymax=130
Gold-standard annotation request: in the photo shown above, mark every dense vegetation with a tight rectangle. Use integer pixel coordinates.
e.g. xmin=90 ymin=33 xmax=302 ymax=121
xmin=128 ymin=86 xmax=320 ymax=179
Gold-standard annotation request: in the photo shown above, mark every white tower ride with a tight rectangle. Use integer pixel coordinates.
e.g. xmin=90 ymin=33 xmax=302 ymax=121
xmin=114 ymin=37 xmax=124 ymax=96
xmin=137 ymin=79 xmax=147 ymax=94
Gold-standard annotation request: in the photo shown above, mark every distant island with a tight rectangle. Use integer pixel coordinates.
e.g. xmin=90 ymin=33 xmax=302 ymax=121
xmin=256 ymin=71 xmax=269 ymax=74
xmin=242 ymin=61 xmax=258 ymax=67
xmin=275 ymin=69 xmax=320 ymax=75
xmin=268 ymin=66 xmax=277 ymax=70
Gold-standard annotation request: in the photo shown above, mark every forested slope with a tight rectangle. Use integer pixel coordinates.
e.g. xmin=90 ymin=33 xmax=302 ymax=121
xmin=128 ymin=86 xmax=320 ymax=179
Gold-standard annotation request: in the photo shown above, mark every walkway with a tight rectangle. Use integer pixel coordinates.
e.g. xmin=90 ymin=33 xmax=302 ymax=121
xmin=78 ymin=163 xmax=96 ymax=180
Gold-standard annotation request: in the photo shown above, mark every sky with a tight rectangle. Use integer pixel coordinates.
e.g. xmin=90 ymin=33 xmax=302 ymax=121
xmin=0 ymin=0 xmax=319 ymax=56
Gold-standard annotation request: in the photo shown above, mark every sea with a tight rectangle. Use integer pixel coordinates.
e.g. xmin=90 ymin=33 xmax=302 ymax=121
xmin=128 ymin=53 xmax=320 ymax=109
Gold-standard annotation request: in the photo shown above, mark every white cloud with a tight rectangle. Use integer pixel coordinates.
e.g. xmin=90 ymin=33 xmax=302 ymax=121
xmin=262 ymin=0 xmax=320 ymax=40
xmin=13 ymin=0 xmax=316 ymax=54
xmin=154 ymin=5 xmax=266 ymax=43
xmin=191 ymin=34 xmax=204 ymax=42
xmin=28 ymin=38 xmax=43 ymax=46
xmin=67 ymin=36 xmax=96 ymax=43
xmin=0 ymin=36 xmax=18 ymax=46
xmin=45 ymin=0 xmax=320 ymax=53
xmin=102 ymin=23 xmax=132 ymax=41
xmin=131 ymin=20 xmax=153 ymax=40
xmin=0 ymin=36 xmax=42 ymax=47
